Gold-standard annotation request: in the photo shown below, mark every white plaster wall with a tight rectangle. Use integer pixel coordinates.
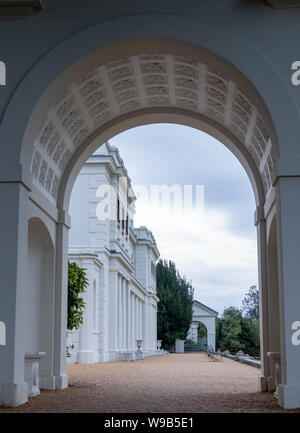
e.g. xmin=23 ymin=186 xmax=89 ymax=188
xmin=69 ymin=175 xmax=90 ymax=248
xmin=135 ymin=244 xmax=147 ymax=287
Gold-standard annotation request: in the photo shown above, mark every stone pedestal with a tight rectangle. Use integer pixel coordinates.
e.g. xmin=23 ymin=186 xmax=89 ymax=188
xmin=175 ymin=339 xmax=184 ymax=353
xmin=267 ymin=352 xmax=281 ymax=395
xmin=24 ymin=352 xmax=46 ymax=397
xmin=136 ymin=339 xmax=144 ymax=360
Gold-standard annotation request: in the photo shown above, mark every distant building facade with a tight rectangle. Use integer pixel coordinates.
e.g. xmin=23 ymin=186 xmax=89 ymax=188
xmin=68 ymin=143 xmax=160 ymax=363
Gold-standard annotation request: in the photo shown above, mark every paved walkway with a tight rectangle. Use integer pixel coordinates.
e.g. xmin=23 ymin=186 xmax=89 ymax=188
xmin=0 ymin=353 xmax=299 ymax=413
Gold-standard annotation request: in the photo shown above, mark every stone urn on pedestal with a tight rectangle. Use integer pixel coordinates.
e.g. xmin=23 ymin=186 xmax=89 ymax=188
xmin=136 ymin=339 xmax=144 ymax=360
xmin=24 ymin=352 xmax=46 ymax=397
xmin=157 ymin=340 xmax=162 ymax=350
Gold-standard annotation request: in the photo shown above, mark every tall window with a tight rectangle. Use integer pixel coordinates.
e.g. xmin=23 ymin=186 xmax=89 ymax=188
xmin=117 ymin=196 xmax=120 ymax=229
xmin=122 ymin=208 xmax=125 ymax=234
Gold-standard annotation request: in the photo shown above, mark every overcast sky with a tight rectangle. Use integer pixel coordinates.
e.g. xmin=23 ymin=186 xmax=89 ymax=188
xmin=109 ymin=124 xmax=258 ymax=316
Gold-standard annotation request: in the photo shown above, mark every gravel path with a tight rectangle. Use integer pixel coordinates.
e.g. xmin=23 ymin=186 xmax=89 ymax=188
xmin=0 ymin=353 xmax=299 ymax=413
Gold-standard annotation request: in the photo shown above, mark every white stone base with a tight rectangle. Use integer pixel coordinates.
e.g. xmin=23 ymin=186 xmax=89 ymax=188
xmin=0 ymin=382 xmax=28 ymax=407
xmin=66 ymin=349 xmax=167 ymax=364
xmin=135 ymin=350 xmax=144 ymax=360
xmin=277 ymin=384 xmax=300 ymax=409
xmin=40 ymin=375 xmax=56 ymax=390
xmin=55 ymin=374 xmax=68 ymax=389
xmin=77 ymin=350 xmax=94 ymax=364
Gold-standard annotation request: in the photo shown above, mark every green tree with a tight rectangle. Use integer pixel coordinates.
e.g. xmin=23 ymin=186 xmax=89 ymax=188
xmin=216 ymin=289 xmax=260 ymax=357
xmin=156 ymin=260 xmax=193 ymax=348
xmin=218 ymin=306 xmax=242 ymax=353
xmin=67 ymin=261 xmax=88 ymax=331
xmin=241 ymin=285 xmax=259 ymax=320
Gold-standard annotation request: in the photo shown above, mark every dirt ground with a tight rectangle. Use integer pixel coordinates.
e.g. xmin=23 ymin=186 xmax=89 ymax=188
xmin=0 ymin=353 xmax=299 ymax=413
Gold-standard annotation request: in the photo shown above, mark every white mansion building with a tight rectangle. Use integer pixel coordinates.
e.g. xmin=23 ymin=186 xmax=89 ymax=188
xmin=67 ymin=142 xmax=160 ymax=363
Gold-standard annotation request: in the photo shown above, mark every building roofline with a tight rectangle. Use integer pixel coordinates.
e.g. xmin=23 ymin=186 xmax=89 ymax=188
xmin=193 ymin=299 xmax=218 ymax=316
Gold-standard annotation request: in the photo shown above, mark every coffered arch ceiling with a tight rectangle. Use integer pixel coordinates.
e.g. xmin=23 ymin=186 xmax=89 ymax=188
xmin=30 ymin=54 xmax=275 ymax=205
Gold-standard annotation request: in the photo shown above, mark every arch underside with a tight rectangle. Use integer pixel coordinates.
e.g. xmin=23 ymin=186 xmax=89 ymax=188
xmin=29 ymin=54 xmax=274 ymax=206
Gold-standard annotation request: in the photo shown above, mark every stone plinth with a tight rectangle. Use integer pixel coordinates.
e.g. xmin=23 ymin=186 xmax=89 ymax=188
xmin=24 ymin=352 xmax=46 ymax=397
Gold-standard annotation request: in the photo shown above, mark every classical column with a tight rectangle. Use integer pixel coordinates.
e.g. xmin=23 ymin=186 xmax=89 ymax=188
xmin=276 ymin=177 xmax=300 ymax=409
xmin=130 ymin=293 xmax=134 ymax=350
xmin=255 ymin=205 xmax=270 ymax=392
xmin=143 ymin=297 xmax=149 ymax=351
xmin=138 ymin=299 xmax=141 ymax=340
xmin=122 ymin=278 xmax=126 ymax=350
xmin=78 ymin=262 xmax=94 ymax=364
xmin=108 ymin=270 xmax=118 ymax=352
xmin=127 ymin=282 xmax=131 ymax=350
xmin=140 ymin=300 xmax=143 ymax=343
xmin=0 ymin=182 xmax=29 ymax=406
xmin=117 ymin=274 xmax=122 ymax=350
xmin=135 ymin=296 xmax=138 ymax=347
xmin=154 ymin=306 xmax=157 ymax=350
xmin=53 ymin=210 xmax=69 ymax=390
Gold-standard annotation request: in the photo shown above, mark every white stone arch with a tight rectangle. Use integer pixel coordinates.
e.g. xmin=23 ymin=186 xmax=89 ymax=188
xmin=20 ymin=42 xmax=278 ymax=210
xmin=0 ymin=33 xmax=300 ymax=409
xmin=188 ymin=300 xmax=217 ymax=351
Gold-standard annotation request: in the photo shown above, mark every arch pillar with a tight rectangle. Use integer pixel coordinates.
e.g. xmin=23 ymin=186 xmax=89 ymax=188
xmin=77 ymin=259 xmax=94 ymax=364
xmin=0 ymin=181 xmax=29 ymax=406
xmin=275 ymin=176 xmax=300 ymax=409
xmin=53 ymin=211 xmax=69 ymax=389
xmin=207 ymin=333 xmax=216 ymax=352
xmin=266 ymin=208 xmax=281 ymax=392
xmin=255 ymin=205 xmax=270 ymax=392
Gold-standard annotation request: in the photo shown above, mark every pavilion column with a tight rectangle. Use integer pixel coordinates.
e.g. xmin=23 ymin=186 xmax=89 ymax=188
xmin=144 ymin=298 xmax=149 ymax=351
xmin=135 ymin=296 xmax=138 ymax=347
xmin=138 ymin=299 xmax=141 ymax=340
xmin=122 ymin=278 xmax=126 ymax=350
xmin=275 ymin=177 xmax=300 ymax=409
xmin=126 ymin=282 xmax=131 ymax=350
xmin=154 ymin=306 xmax=157 ymax=350
xmin=53 ymin=210 xmax=69 ymax=390
xmin=0 ymin=182 xmax=29 ymax=406
xmin=130 ymin=293 xmax=134 ymax=350
xmin=117 ymin=274 xmax=122 ymax=350
xmin=108 ymin=270 xmax=118 ymax=352
xmin=266 ymin=208 xmax=281 ymax=392
xmin=255 ymin=205 xmax=270 ymax=392
xmin=140 ymin=301 xmax=143 ymax=344
xmin=77 ymin=262 xmax=94 ymax=364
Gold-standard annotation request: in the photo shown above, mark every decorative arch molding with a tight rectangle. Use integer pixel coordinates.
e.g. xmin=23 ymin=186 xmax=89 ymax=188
xmin=25 ymin=47 xmax=277 ymax=209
